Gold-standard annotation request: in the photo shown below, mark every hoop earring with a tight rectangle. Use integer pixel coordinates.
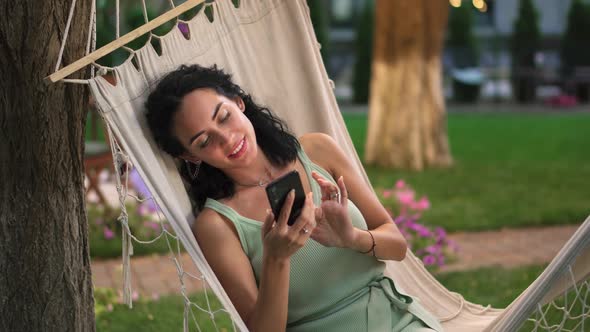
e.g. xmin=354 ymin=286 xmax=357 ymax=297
xmin=185 ymin=160 xmax=201 ymax=180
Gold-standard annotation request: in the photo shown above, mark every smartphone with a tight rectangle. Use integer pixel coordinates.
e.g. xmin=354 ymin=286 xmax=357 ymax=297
xmin=265 ymin=170 xmax=306 ymax=226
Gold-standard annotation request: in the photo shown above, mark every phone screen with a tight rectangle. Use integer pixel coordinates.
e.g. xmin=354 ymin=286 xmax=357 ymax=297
xmin=265 ymin=170 xmax=306 ymax=226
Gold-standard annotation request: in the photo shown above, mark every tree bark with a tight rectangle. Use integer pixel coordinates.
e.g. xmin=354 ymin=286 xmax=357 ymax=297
xmin=0 ymin=1 xmax=95 ymax=331
xmin=365 ymin=0 xmax=453 ymax=170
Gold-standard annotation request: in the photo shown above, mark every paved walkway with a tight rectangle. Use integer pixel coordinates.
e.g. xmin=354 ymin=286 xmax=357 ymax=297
xmin=91 ymin=223 xmax=581 ymax=296
xmin=437 ymin=224 xmax=580 ymax=273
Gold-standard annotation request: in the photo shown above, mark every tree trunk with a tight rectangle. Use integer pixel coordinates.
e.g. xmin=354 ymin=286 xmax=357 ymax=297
xmin=0 ymin=1 xmax=95 ymax=331
xmin=365 ymin=0 xmax=453 ymax=170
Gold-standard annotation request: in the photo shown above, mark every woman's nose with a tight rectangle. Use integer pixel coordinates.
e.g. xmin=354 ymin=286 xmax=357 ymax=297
xmin=216 ymin=130 xmax=233 ymax=146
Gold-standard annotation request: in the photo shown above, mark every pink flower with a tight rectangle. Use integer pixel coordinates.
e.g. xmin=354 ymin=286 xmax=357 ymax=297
xmin=382 ymin=189 xmax=393 ymax=199
xmin=137 ymin=204 xmax=149 ymax=217
xmin=395 ymin=180 xmax=406 ymax=189
xmin=143 ymin=221 xmax=160 ymax=231
xmin=103 ymin=227 xmax=115 ymax=240
xmin=396 ymin=190 xmax=415 ymax=206
xmin=107 ymin=303 xmax=114 ymax=312
xmin=151 ymin=292 xmax=160 ymax=301
xmin=132 ymin=291 xmax=139 ymax=301
xmin=412 ymin=197 xmax=430 ymax=211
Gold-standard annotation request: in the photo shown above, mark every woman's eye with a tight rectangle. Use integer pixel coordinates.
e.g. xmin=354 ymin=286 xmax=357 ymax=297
xmin=199 ymin=137 xmax=210 ymax=148
xmin=221 ymin=110 xmax=230 ymax=122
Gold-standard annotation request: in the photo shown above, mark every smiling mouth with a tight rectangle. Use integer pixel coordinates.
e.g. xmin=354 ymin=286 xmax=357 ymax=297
xmin=228 ymin=137 xmax=246 ymax=158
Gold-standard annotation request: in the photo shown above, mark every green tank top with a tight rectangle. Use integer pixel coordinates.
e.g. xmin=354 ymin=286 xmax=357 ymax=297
xmin=204 ymin=148 xmax=442 ymax=331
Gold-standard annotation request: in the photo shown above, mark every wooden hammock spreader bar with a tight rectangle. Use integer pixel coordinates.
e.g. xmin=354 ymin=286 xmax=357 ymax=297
xmin=46 ymin=0 xmax=206 ymax=83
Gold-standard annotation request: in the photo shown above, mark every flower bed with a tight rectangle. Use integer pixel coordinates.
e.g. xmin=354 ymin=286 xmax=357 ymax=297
xmin=379 ymin=180 xmax=458 ymax=270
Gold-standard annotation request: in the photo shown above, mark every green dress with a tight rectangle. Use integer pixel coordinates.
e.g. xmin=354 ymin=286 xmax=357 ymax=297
xmin=204 ymin=148 xmax=443 ymax=332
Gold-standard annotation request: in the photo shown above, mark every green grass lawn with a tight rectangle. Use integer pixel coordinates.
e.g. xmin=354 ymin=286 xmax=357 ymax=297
xmin=96 ymin=291 xmax=234 ymax=331
xmin=97 ymin=264 xmax=585 ymax=331
xmin=344 ymin=111 xmax=590 ymax=232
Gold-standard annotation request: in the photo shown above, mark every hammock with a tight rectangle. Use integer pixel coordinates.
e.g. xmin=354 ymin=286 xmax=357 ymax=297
xmin=50 ymin=0 xmax=590 ymax=331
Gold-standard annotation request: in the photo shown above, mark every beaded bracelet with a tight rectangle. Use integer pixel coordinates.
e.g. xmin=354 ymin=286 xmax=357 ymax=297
xmin=359 ymin=230 xmax=376 ymax=257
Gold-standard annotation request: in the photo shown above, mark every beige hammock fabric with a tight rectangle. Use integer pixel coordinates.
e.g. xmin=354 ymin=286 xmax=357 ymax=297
xmin=88 ymin=0 xmax=590 ymax=330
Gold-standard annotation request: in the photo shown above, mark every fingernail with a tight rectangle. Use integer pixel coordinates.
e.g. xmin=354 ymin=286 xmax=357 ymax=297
xmin=290 ymin=189 xmax=295 ymax=197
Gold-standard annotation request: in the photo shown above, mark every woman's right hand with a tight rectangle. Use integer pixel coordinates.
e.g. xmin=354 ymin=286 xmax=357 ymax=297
xmin=261 ymin=190 xmax=316 ymax=261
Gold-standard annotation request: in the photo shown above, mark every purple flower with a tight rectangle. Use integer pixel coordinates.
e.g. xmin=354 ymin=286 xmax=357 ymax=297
xmin=437 ymin=255 xmax=446 ymax=267
xmin=103 ymin=226 xmax=115 ymax=240
xmin=434 ymin=227 xmax=447 ymax=238
xmin=409 ymin=223 xmax=432 ymax=238
xmin=379 ymin=179 xmax=457 ymax=269
xmin=424 ymin=244 xmax=440 ymax=254
xmin=423 ymin=255 xmax=436 ymax=266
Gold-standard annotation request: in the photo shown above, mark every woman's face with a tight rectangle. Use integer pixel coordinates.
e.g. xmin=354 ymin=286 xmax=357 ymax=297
xmin=172 ymin=88 xmax=258 ymax=170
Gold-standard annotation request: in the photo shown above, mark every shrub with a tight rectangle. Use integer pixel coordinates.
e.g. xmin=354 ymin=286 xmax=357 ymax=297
xmin=561 ymin=0 xmax=590 ymax=101
xmin=511 ymin=0 xmax=540 ymax=68
xmin=510 ymin=0 xmax=540 ymax=103
xmin=561 ymin=0 xmax=590 ymax=73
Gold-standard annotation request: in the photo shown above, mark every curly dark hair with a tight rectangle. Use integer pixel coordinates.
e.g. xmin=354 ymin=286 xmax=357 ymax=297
xmin=145 ymin=64 xmax=300 ymax=212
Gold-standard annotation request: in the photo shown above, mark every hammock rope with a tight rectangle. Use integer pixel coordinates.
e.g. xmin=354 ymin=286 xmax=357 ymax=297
xmin=103 ymin=116 xmax=230 ymax=330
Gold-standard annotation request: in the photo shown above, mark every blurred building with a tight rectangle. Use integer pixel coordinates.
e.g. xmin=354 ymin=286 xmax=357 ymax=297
xmin=318 ymin=0 xmax=587 ymax=102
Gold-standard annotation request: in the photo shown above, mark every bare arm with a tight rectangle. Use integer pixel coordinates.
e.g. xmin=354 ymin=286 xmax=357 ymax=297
xmin=301 ymin=133 xmax=407 ymax=261
xmin=192 ymin=191 xmax=316 ymax=331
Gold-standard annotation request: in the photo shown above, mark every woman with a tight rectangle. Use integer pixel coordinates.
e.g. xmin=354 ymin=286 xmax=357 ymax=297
xmin=146 ymin=64 xmax=443 ymax=332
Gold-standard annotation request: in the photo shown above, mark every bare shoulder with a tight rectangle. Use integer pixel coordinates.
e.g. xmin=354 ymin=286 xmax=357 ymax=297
xmin=191 ymin=207 xmax=239 ymax=241
xmin=299 ymin=132 xmax=336 ymax=152
xmin=299 ymin=132 xmax=348 ymax=173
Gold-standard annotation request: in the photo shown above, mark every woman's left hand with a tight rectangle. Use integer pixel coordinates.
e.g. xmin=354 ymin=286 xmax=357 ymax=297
xmin=311 ymin=172 xmax=357 ymax=248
